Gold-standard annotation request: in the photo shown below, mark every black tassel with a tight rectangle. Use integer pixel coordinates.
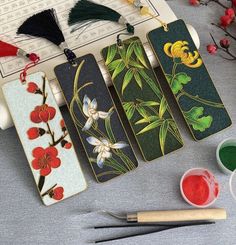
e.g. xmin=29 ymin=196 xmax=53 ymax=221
xmin=68 ymin=0 xmax=134 ymax=35
xmin=17 ymin=9 xmax=76 ymax=64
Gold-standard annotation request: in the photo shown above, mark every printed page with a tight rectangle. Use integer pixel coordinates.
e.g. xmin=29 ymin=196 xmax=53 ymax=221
xmin=0 ymin=0 xmax=176 ymax=84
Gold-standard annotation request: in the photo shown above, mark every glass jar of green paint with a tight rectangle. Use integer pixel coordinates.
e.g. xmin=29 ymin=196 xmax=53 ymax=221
xmin=216 ymin=139 xmax=236 ymax=174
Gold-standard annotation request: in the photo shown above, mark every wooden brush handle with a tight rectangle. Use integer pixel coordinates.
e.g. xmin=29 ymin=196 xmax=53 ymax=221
xmin=127 ymin=209 xmax=227 ymax=223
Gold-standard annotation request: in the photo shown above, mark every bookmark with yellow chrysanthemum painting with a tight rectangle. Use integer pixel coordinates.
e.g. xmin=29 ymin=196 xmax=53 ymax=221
xmin=147 ymin=19 xmax=232 ymax=140
xmin=101 ymin=37 xmax=184 ymax=161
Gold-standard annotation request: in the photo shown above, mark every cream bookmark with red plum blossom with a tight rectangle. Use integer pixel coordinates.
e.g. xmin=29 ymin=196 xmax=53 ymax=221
xmin=2 ymin=72 xmax=87 ymax=206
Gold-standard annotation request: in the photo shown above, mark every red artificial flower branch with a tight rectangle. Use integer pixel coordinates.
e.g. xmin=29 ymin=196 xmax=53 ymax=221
xmin=189 ymin=0 xmax=236 ymax=61
xmin=208 ymin=33 xmax=236 ymax=60
xmin=211 ymin=23 xmax=236 ymax=41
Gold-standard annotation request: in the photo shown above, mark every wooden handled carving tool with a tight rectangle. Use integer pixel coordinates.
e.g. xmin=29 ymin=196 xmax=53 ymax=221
xmin=104 ymin=208 xmax=227 ymax=223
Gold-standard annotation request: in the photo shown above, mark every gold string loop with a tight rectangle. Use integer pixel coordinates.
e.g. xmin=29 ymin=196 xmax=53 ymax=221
xmin=126 ymin=0 xmax=169 ymax=32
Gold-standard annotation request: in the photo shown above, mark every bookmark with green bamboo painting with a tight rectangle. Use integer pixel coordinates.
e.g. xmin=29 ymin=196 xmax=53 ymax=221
xmin=147 ymin=20 xmax=232 ymax=140
xmin=101 ymin=37 xmax=184 ymax=161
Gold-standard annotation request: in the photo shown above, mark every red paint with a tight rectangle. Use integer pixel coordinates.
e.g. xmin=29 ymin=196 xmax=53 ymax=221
xmin=182 ymin=175 xmax=210 ymax=205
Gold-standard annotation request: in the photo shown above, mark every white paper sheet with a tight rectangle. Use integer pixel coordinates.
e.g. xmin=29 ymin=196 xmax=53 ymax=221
xmin=0 ymin=0 xmax=200 ymax=129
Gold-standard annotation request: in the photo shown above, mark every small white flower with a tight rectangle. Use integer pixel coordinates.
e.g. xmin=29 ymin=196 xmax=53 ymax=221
xmin=86 ymin=136 xmax=128 ymax=168
xmin=82 ymin=95 xmax=110 ymax=131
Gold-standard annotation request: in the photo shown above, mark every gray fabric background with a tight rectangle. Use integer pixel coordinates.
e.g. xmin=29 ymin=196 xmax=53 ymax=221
xmin=1 ymin=1 xmax=236 ymax=244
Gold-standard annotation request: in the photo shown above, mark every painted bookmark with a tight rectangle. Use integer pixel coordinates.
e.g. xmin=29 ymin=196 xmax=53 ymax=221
xmin=2 ymin=72 xmax=87 ymax=205
xmin=101 ymin=37 xmax=184 ymax=161
xmin=54 ymin=54 xmax=138 ymax=183
xmin=147 ymin=19 xmax=232 ymax=140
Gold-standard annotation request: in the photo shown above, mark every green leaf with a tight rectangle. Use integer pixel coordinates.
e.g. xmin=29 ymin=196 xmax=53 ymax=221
xmin=159 ymin=120 xmax=169 ymax=155
xmin=106 ymin=45 xmax=117 ymax=65
xmin=135 ymin=116 xmax=159 ymax=125
xmin=126 ymin=105 xmax=136 ymax=120
xmin=122 ymin=69 xmax=134 ymax=94
xmin=112 ymin=62 xmax=125 ymax=80
xmin=139 ymin=101 xmax=159 ymax=107
xmin=184 ymin=107 xmax=213 ymax=132
xmin=108 ymin=59 xmax=122 ymax=71
xmin=137 ymin=119 xmax=163 ymax=135
xmin=129 ymin=59 xmax=144 ymax=69
xmin=134 ymin=42 xmax=149 ymax=68
xmin=138 ymin=69 xmax=162 ymax=101
xmin=105 ymin=114 xmax=116 ymax=143
xmin=159 ymin=97 xmax=168 ymax=119
xmin=123 ymin=102 xmax=133 ymax=111
xmin=118 ymin=46 xmax=127 ymax=64
xmin=134 ymin=71 xmax=142 ymax=89
xmin=136 ymin=106 xmax=150 ymax=119
xmin=125 ymin=42 xmax=136 ymax=64
xmin=172 ymin=72 xmax=191 ymax=94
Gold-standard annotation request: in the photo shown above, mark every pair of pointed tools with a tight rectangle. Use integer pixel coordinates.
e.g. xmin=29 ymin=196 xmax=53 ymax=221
xmin=92 ymin=208 xmax=226 ymax=243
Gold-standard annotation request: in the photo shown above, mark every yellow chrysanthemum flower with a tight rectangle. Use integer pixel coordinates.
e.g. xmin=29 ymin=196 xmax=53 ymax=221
xmin=164 ymin=41 xmax=203 ymax=68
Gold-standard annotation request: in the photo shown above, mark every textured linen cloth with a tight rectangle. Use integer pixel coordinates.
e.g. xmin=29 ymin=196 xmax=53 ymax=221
xmin=1 ymin=1 xmax=236 ymax=244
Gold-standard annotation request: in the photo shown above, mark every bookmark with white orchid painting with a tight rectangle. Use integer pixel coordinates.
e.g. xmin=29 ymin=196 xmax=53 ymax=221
xmin=2 ymin=72 xmax=87 ymax=206
xmin=101 ymin=37 xmax=184 ymax=161
xmin=147 ymin=19 xmax=232 ymax=140
xmin=54 ymin=54 xmax=138 ymax=183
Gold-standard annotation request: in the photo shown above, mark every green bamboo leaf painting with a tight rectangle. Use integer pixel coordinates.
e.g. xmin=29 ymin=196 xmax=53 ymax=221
xmin=134 ymin=42 xmax=149 ymax=68
xmin=108 ymin=59 xmax=122 ymax=72
xmin=134 ymin=71 xmax=142 ymax=89
xmin=136 ymin=106 xmax=150 ymax=119
xmin=159 ymin=97 xmax=168 ymax=119
xmin=112 ymin=62 xmax=126 ymax=80
xmin=135 ymin=116 xmax=160 ymax=125
xmin=184 ymin=107 xmax=213 ymax=132
xmin=123 ymin=102 xmax=133 ymax=111
xmin=122 ymin=69 xmax=134 ymax=94
xmin=105 ymin=45 xmax=117 ymax=65
xmin=118 ymin=45 xmax=127 ymax=64
xmin=159 ymin=120 xmax=169 ymax=155
xmin=126 ymin=41 xmax=136 ymax=64
xmin=125 ymin=105 xmax=136 ymax=120
xmin=137 ymin=119 xmax=163 ymax=135
xmin=129 ymin=59 xmax=145 ymax=69
xmin=139 ymin=101 xmax=159 ymax=107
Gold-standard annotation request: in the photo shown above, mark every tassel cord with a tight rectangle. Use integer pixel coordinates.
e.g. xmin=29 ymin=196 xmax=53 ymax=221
xmin=17 ymin=9 xmax=77 ymax=65
xmin=68 ymin=0 xmax=135 ymax=44
xmin=20 ymin=53 xmax=40 ymax=83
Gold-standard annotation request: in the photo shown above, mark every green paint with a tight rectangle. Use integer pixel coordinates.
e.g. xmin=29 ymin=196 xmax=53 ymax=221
xmin=219 ymin=146 xmax=236 ymax=171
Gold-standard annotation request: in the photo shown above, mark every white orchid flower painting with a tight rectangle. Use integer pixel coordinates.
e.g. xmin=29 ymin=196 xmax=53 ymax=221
xmin=86 ymin=136 xmax=128 ymax=168
xmin=82 ymin=95 xmax=110 ymax=131
xmin=68 ymin=60 xmax=138 ymax=182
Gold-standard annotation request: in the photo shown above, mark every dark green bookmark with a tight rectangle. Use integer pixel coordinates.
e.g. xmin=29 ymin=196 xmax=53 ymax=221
xmin=54 ymin=54 xmax=138 ymax=183
xmin=101 ymin=37 xmax=184 ymax=161
xmin=147 ymin=19 xmax=232 ymax=140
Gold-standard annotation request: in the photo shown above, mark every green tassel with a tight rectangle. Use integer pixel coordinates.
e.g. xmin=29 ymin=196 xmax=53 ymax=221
xmin=68 ymin=0 xmax=134 ymax=34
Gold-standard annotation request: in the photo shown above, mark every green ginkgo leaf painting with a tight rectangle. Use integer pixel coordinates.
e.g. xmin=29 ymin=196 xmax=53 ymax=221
xmin=148 ymin=19 xmax=232 ymax=140
xmin=102 ymin=37 xmax=184 ymax=161
xmin=184 ymin=107 xmax=213 ymax=132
